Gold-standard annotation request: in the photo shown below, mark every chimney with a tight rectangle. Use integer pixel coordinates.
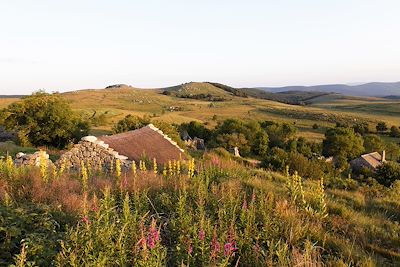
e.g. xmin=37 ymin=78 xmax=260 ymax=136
xmin=382 ymin=150 xmax=386 ymax=162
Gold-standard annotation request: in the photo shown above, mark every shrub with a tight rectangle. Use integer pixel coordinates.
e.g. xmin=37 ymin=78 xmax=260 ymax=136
xmin=1 ymin=92 xmax=89 ymax=148
xmin=112 ymin=115 xmax=150 ymax=134
xmin=322 ymin=127 xmax=364 ymax=161
xmin=376 ymin=122 xmax=388 ymax=133
xmin=376 ymin=162 xmax=400 ymax=186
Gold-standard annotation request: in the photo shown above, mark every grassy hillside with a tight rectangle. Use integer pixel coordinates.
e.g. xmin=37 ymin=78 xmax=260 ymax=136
xmin=1 ymin=83 xmax=400 ymax=141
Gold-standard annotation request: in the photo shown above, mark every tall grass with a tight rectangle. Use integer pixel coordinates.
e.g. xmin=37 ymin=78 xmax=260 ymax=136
xmin=0 ymin=154 xmax=399 ymax=266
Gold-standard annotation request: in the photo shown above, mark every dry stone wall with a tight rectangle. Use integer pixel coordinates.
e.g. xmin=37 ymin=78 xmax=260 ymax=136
xmin=14 ymin=151 xmax=54 ymax=167
xmin=57 ymin=136 xmax=132 ymax=171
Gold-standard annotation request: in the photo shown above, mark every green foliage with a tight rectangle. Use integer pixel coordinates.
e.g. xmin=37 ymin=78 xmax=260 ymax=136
xmin=376 ymin=161 xmax=400 ymax=186
xmin=390 ymin=125 xmax=400 ymax=138
xmin=1 ymin=92 xmax=89 ymax=148
xmin=0 ymin=203 xmax=68 ymax=266
xmin=363 ymin=134 xmax=385 ymax=153
xmin=261 ymin=121 xmax=297 ymax=148
xmin=112 ymin=114 xmax=150 ymax=134
xmin=376 ymin=121 xmax=388 ymax=133
xmin=385 ymin=142 xmax=400 ymax=161
xmin=213 ymin=119 xmax=269 ymax=157
xmin=353 ymin=122 xmax=370 ymax=135
xmin=322 ymin=127 xmax=364 ymax=161
xmin=1 ymin=150 xmax=400 ymax=266
xmin=262 ymin=147 xmax=288 ymax=171
xmin=152 ymin=120 xmax=186 ymax=149
xmin=179 ymin=121 xmax=212 ymax=142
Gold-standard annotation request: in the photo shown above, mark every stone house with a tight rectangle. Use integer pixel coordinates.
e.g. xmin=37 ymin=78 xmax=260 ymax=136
xmin=58 ymin=124 xmax=186 ymax=170
xmin=350 ymin=151 xmax=386 ymax=172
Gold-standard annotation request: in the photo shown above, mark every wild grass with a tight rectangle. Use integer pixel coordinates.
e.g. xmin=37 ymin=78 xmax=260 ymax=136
xmin=0 ymin=153 xmax=399 ymax=266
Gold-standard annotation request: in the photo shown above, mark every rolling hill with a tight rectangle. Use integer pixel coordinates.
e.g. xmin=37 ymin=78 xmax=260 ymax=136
xmin=1 ymin=82 xmax=400 ymax=141
xmin=258 ymin=81 xmax=400 ymax=97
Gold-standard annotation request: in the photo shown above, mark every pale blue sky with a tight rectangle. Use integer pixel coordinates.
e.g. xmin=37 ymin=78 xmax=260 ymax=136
xmin=1 ymin=0 xmax=399 ymax=94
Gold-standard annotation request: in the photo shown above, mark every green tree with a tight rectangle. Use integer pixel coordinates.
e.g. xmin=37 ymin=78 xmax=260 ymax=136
xmin=262 ymin=147 xmax=289 ymax=171
xmin=112 ymin=115 xmax=150 ymax=134
xmin=353 ymin=122 xmax=369 ymax=135
xmin=179 ymin=121 xmax=212 ymax=142
xmin=363 ymin=134 xmax=385 ymax=153
xmin=376 ymin=161 xmax=400 ymax=186
xmin=376 ymin=122 xmax=388 ymax=133
xmin=152 ymin=120 xmax=186 ymax=148
xmin=261 ymin=121 xmax=297 ymax=148
xmin=386 ymin=142 xmax=400 ymax=161
xmin=213 ymin=119 xmax=268 ymax=157
xmin=322 ymin=127 xmax=364 ymax=160
xmin=390 ymin=126 xmax=400 ymax=138
xmin=1 ymin=92 xmax=89 ymax=148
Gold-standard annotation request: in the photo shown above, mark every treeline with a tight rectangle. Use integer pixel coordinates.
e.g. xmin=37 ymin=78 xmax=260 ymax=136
xmin=1 ymin=92 xmax=399 ymax=187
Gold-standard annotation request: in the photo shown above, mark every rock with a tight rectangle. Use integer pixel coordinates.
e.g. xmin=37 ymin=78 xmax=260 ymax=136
xmin=115 ymin=154 xmax=129 ymax=160
xmin=16 ymin=152 xmax=25 ymax=159
xmin=81 ymin=136 xmax=97 ymax=142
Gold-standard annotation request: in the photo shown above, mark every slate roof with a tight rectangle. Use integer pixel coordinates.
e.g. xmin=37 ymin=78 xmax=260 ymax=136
xmin=350 ymin=152 xmax=383 ymax=170
xmin=98 ymin=124 xmax=186 ymax=164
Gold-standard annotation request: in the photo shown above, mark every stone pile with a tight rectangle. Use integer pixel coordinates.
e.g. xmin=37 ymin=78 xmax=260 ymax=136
xmin=57 ymin=136 xmax=132 ymax=171
xmin=14 ymin=150 xmax=54 ymax=167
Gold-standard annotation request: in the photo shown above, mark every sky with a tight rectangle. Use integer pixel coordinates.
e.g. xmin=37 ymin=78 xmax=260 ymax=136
xmin=1 ymin=0 xmax=400 ymax=94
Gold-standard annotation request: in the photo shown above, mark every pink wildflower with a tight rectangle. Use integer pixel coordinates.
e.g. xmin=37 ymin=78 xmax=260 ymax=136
xmin=199 ymin=229 xmax=205 ymax=241
xmin=224 ymin=242 xmax=238 ymax=256
xmin=146 ymin=219 xmax=160 ymax=249
xmin=211 ymin=239 xmax=221 ymax=253
xmin=251 ymin=191 xmax=256 ymax=202
xmin=242 ymin=197 xmax=248 ymax=210
xmin=81 ymin=216 xmax=89 ymax=224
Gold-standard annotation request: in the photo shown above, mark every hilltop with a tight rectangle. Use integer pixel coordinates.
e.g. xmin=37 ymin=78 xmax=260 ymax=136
xmin=258 ymin=81 xmax=400 ymax=97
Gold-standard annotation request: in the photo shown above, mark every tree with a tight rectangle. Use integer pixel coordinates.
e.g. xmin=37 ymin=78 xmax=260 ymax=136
xmin=363 ymin=134 xmax=385 ymax=153
xmin=152 ymin=120 xmax=185 ymax=148
xmin=353 ymin=122 xmax=369 ymax=135
xmin=213 ymin=119 xmax=269 ymax=157
xmin=376 ymin=122 xmax=388 ymax=133
xmin=262 ymin=147 xmax=288 ymax=171
xmin=113 ymin=115 xmax=150 ymax=134
xmin=385 ymin=142 xmax=400 ymax=161
xmin=262 ymin=121 xmax=297 ymax=148
xmin=1 ymin=92 xmax=89 ymax=148
xmin=390 ymin=126 xmax=400 ymax=138
xmin=376 ymin=162 xmax=400 ymax=186
xmin=179 ymin=121 xmax=212 ymax=142
xmin=322 ymin=127 xmax=364 ymax=160
xmin=253 ymin=131 xmax=269 ymax=157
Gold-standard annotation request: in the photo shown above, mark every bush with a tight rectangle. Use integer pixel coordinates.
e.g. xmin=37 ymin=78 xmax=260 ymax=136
xmin=390 ymin=126 xmax=400 ymax=138
xmin=179 ymin=121 xmax=212 ymax=142
xmin=322 ymin=127 xmax=364 ymax=161
xmin=376 ymin=122 xmax=388 ymax=133
xmin=1 ymin=92 xmax=89 ymax=148
xmin=112 ymin=115 xmax=150 ymax=134
xmin=376 ymin=162 xmax=400 ymax=186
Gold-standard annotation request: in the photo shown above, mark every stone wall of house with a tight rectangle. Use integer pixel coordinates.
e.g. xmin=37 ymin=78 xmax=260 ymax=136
xmin=57 ymin=136 xmax=132 ymax=171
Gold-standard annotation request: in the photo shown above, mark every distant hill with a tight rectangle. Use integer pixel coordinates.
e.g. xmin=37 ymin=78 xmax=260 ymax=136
xmin=0 ymin=95 xmax=26 ymax=98
xmin=258 ymin=82 xmax=400 ymax=97
xmin=206 ymin=82 xmax=332 ymax=105
xmin=162 ymin=82 xmax=233 ymax=101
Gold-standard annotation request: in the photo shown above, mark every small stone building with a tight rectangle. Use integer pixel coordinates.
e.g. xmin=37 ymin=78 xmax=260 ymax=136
xmin=350 ymin=151 xmax=386 ymax=172
xmin=58 ymin=124 xmax=186 ymax=170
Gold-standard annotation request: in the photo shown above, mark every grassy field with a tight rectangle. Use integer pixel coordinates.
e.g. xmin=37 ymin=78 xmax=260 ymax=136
xmin=1 ymin=83 xmax=400 ymax=140
xmin=1 ymin=152 xmax=399 ymax=266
